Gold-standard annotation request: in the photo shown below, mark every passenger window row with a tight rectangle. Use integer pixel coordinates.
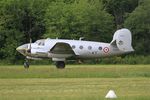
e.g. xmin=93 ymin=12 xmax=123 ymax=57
xmin=71 ymin=45 xmax=102 ymax=50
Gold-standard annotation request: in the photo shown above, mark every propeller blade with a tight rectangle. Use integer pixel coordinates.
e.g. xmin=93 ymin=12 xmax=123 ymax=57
xmin=29 ymin=38 xmax=32 ymax=50
xmin=27 ymin=38 xmax=32 ymax=54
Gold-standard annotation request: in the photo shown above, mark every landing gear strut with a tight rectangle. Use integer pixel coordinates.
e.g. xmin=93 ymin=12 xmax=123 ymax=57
xmin=24 ymin=59 xmax=29 ymax=69
xmin=55 ymin=61 xmax=65 ymax=69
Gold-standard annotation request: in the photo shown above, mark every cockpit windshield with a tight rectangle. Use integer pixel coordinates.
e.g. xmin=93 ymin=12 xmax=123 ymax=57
xmin=34 ymin=39 xmax=45 ymax=46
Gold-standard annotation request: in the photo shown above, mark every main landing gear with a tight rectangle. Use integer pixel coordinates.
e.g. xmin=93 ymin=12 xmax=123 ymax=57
xmin=55 ymin=61 xmax=65 ymax=69
xmin=24 ymin=59 xmax=29 ymax=69
xmin=23 ymin=59 xmax=65 ymax=69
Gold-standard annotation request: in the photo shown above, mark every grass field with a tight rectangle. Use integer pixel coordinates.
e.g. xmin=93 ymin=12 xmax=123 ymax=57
xmin=0 ymin=65 xmax=149 ymax=100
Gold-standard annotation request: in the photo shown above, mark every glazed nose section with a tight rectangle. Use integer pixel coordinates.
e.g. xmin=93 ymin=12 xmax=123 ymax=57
xmin=16 ymin=44 xmax=28 ymax=55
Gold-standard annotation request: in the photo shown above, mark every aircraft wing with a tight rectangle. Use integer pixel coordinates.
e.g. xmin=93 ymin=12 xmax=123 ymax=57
xmin=50 ymin=42 xmax=75 ymax=55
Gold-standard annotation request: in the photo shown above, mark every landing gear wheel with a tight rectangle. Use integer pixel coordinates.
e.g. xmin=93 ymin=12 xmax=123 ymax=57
xmin=56 ymin=61 xmax=65 ymax=69
xmin=24 ymin=60 xmax=29 ymax=69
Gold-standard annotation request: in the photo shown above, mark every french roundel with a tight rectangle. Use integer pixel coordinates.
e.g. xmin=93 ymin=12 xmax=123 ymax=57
xmin=103 ymin=47 xmax=109 ymax=53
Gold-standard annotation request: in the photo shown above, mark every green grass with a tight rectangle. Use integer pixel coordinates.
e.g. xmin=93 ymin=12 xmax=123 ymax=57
xmin=0 ymin=78 xmax=150 ymax=100
xmin=0 ymin=65 xmax=149 ymax=78
xmin=0 ymin=65 xmax=149 ymax=100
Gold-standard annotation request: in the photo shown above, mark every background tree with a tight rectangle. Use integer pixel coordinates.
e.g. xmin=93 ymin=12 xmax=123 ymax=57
xmin=0 ymin=0 xmax=50 ymax=63
xmin=102 ymin=0 xmax=139 ymax=29
xmin=124 ymin=0 xmax=150 ymax=55
xmin=0 ymin=0 xmax=149 ymax=64
xmin=45 ymin=0 xmax=114 ymax=42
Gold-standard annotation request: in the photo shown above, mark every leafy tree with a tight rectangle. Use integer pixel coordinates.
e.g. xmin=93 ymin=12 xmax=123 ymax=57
xmin=124 ymin=0 xmax=150 ymax=55
xmin=102 ymin=0 xmax=139 ymax=29
xmin=45 ymin=0 xmax=114 ymax=42
xmin=0 ymin=0 xmax=149 ymax=64
xmin=0 ymin=0 xmax=23 ymax=61
xmin=0 ymin=0 xmax=50 ymax=63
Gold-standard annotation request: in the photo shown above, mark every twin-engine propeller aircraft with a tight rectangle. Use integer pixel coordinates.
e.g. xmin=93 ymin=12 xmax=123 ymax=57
xmin=16 ymin=28 xmax=134 ymax=69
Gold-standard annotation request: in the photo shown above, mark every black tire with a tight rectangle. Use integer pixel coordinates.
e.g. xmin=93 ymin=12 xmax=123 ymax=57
xmin=56 ymin=61 xmax=65 ymax=69
xmin=24 ymin=61 xmax=29 ymax=69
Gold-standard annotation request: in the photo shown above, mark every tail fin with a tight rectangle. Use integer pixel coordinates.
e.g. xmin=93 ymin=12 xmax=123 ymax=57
xmin=110 ymin=28 xmax=134 ymax=52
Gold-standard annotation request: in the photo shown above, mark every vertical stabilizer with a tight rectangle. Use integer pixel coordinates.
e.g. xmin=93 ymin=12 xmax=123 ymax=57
xmin=110 ymin=28 xmax=134 ymax=52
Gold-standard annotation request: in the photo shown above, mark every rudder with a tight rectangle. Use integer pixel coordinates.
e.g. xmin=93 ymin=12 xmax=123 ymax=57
xmin=110 ymin=28 xmax=134 ymax=52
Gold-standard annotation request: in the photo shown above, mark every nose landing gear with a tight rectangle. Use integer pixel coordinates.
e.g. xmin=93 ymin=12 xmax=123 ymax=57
xmin=24 ymin=59 xmax=29 ymax=69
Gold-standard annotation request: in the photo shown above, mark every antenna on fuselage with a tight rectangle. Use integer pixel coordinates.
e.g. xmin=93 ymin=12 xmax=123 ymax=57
xmin=79 ymin=37 xmax=84 ymax=41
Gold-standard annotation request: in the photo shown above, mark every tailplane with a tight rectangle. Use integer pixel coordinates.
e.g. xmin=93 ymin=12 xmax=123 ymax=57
xmin=110 ymin=28 xmax=134 ymax=52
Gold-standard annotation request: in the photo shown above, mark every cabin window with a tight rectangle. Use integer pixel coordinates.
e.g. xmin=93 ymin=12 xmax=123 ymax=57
xmin=72 ymin=45 xmax=76 ymax=49
xmin=98 ymin=46 xmax=102 ymax=50
xmin=35 ymin=39 xmax=45 ymax=46
xmin=38 ymin=42 xmax=41 ymax=45
xmin=79 ymin=45 xmax=83 ymax=49
xmin=38 ymin=42 xmax=45 ymax=46
xmin=88 ymin=46 xmax=92 ymax=50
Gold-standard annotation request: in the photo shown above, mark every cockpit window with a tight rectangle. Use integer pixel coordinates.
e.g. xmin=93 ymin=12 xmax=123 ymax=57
xmin=35 ymin=39 xmax=45 ymax=46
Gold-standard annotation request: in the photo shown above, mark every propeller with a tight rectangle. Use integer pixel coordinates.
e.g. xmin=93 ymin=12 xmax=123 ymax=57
xmin=28 ymin=38 xmax=32 ymax=53
xmin=27 ymin=29 xmax=32 ymax=54
xmin=27 ymin=38 xmax=32 ymax=53
xmin=26 ymin=16 xmax=33 ymax=54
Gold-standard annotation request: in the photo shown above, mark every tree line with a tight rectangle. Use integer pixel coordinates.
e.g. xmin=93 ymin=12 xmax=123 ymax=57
xmin=0 ymin=0 xmax=149 ymax=64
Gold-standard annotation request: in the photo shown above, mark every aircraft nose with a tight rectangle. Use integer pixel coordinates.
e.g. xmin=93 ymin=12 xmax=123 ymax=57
xmin=16 ymin=44 xmax=28 ymax=55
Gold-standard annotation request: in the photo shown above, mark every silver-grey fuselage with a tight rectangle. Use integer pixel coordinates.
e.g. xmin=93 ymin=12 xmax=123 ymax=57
xmin=16 ymin=28 xmax=134 ymax=68
xmin=17 ymin=38 xmax=124 ymax=60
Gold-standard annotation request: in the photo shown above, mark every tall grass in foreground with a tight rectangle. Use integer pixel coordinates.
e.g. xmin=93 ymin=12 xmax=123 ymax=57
xmin=0 ymin=78 xmax=149 ymax=100
xmin=0 ymin=65 xmax=149 ymax=100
